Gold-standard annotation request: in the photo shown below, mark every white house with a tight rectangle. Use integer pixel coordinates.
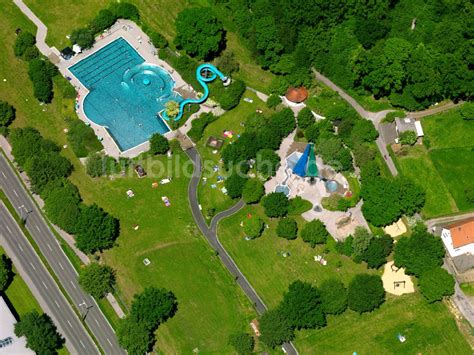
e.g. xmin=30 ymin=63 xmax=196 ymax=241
xmin=441 ymin=219 xmax=474 ymax=273
xmin=0 ymin=296 xmax=33 ymax=354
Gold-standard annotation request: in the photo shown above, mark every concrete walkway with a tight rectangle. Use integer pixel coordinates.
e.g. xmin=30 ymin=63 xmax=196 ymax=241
xmin=426 ymin=212 xmax=474 ymax=232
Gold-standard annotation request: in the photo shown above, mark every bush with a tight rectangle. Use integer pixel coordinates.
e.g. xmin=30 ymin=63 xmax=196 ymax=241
xmin=174 ymin=8 xmax=225 ymax=60
xmin=399 ymin=130 xmax=417 ymax=145
xmin=297 ymin=107 xmax=315 ymax=129
xmin=215 ymin=79 xmax=246 ymax=110
xmin=242 ymin=179 xmax=264 ymax=204
xmin=89 ymin=9 xmax=117 ymax=34
xmin=149 ymin=32 xmax=168 ymax=49
xmin=22 ymin=46 xmax=39 ymax=61
xmin=86 ymin=153 xmax=117 ymax=177
xmin=0 ymin=100 xmax=15 ymax=127
xmin=300 ymin=220 xmax=329 ymax=247
xmin=276 ymin=218 xmax=298 ymax=240
xmin=288 ymin=196 xmax=312 ymax=215
xmin=14 ymin=31 xmax=35 ymax=57
xmin=262 ymin=192 xmax=289 ymax=218
xmin=347 ymin=274 xmax=385 ymax=313
xmin=215 ymin=51 xmax=239 ymax=74
xmin=149 ymin=133 xmax=169 ymax=155
xmin=188 ymin=112 xmax=217 ymax=142
xmin=418 ymin=267 xmax=455 ymax=303
xmin=28 ymin=58 xmax=57 ymax=103
xmin=109 ymin=2 xmax=140 ymax=20
xmin=0 ymin=255 xmax=13 ymax=292
xmin=70 ymin=28 xmax=95 ymax=49
xmin=224 ymin=173 xmax=248 ymax=199
xmin=460 ymin=102 xmax=474 ymax=120
xmin=336 ymin=235 xmax=353 ymax=257
xmin=228 ymin=333 xmax=254 ymax=355
xmin=319 ymin=279 xmax=347 ymax=315
xmin=259 ymin=308 xmax=294 ymax=348
xmin=267 ymin=94 xmax=281 ymax=109
xmin=79 ymin=263 xmax=116 ymax=299
xmin=361 ymin=234 xmax=394 ymax=269
xmin=384 ymin=110 xmax=405 ymax=123
xmin=67 ymin=119 xmax=101 ymax=157
xmin=243 ymin=216 xmax=265 ymax=239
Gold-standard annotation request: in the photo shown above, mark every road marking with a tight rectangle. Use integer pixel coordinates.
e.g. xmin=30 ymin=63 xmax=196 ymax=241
xmin=42 ymin=281 xmax=48 ymax=289
xmin=29 ymin=262 xmax=36 ymax=270
xmin=18 ymin=244 xmax=23 ymax=252
xmin=35 ymin=225 xmax=40 ymax=232
xmin=1 ymin=171 xmax=5 ymax=178
xmin=70 ymin=280 xmax=76 ymax=289
xmin=13 ymin=189 xmax=18 ymax=197
xmin=47 ymin=243 xmax=52 ymax=251
xmin=79 ymin=340 xmax=86 ymax=349
xmin=58 ymin=262 xmax=64 ymax=270
xmin=107 ymin=338 xmax=113 ymax=346
xmin=95 ymin=319 xmax=100 ymax=326
xmin=67 ymin=320 xmax=72 ymax=328
xmin=6 ymin=225 xmax=11 ymax=234
xmin=54 ymin=300 xmax=60 ymax=309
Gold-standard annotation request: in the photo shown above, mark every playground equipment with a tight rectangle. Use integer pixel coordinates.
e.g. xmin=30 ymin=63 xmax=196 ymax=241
xmin=162 ymin=63 xmax=230 ymax=121
xmin=293 ymin=143 xmax=318 ymax=178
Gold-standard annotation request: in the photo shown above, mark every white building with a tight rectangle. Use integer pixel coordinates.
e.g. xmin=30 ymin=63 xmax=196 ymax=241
xmin=0 ymin=296 xmax=33 ymax=354
xmin=441 ymin=219 xmax=474 ymax=273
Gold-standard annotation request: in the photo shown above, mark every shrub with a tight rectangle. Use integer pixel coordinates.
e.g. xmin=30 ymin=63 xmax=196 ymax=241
xmin=0 ymin=100 xmax=15 ymax=127
xmin=0 ymin=255 xmax=12 ymax=292
xmin=70 ymin=28 xmax=95 ymax=49
xmin=335 ymin=235 xmax=353 ymax=257
xmin=242 ymin=179 xmax=264 ymax=204
xmin=319 ymin=279 xmax=347 ymax=315
xmin=28 ymin=58 xmax=57 ymax=102
xmin=89 ymin=9 xmax=116 ymax=34
xmin=261 ymin=192 xmax=289 ymax=218
xmin=228 ymin=333 xmax=254 ymax=355
xmin=14 ymin=31 xmax=35 ymax=57
xmin=243 ymin=216 xmax=265 ymax=239
xmin=465 ymin=186 xmax=474 ymax=204
xmin=79 ymin=263 xmax=116 ymax=299
xmin=225 ymin=173 xmax=248 ymax=199
xmin=297 ymin=107 xmax=315 ymax=129
xmin=460 ymin=102 xmax=474 ymax=120
xmin=22 ymin=46 xmax=39 ymax=61
xmin=300 ymin=220 xmax=329 ymax=247
xmin=149 ymin=133 xmax=169 ymax=155
xmin=361 ymin=234 xmax=394 ymax=269
xmin=418 ymin=267 xmax=455 ymax=303
xmin=267 ymin=94 xmax=281 ymax=109
xmin=149 ymin=32 xmax=168 ymax=49
xmin=215 ymin=79 xmax=246 ymax=110
xmin=384 ymin=110 xmax=405 ymax=123
xmin=399 ymin=130 xmax=417 ymax=145
xmin=110 ymin=2 xmax=140 ymax=20
xmin=188 ymin=112 xmax=217 ymax=142
xmin=276 ymin=218 xmax=298 ymax=240
xmin=288 ymin=196 xmax=312 ymax=215
xmin=86 ymin=153 xmax=117 ymax=177
xmin=347 ymin=274 xmax=385 ymax=313
xmin=67 ymin=119 xmax=101 ymax=157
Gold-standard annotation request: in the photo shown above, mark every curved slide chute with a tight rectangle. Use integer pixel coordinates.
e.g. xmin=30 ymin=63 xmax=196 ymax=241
xmin=162 ymin=63 xmax=229 ymax=121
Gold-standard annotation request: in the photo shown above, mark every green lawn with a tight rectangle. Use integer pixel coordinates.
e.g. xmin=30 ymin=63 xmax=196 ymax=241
xmin=24 ymin=0 xmax=274 ymax=92
xmin=218 ymin=205 xmax=471 ymax=353
xmin=196 ymin=90 xmax=270 ymax=216
xmin=1 ymin=2 xmax=257 ymax=352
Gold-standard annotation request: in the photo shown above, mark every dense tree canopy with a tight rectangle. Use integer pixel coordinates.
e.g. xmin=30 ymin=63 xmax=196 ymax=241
xmin=347 ymin=274 xmax=385 ymax=313
xmin=319 ymin=279 xmax=347 ymax=315
xmin=276 ymin=218 xmax=298 ymax=240
xmin=14 ymin=311 xmax=64 ymax=354
xmin=256 ymin=148 xmax=280 ymax=177
xmin=14 ymin=31 xmax=36 ymax=57
xmin=0 ymin=255 xmax=12 ymax=292
xmin=225 ymin=173 xmax=248 ymax=199
xmin=0 ymin=100 xmax=15 ymax=127
xmin=149 ymin=133 xmax=170 ymax=155
xmin=259 ymin=308 xmax=294 ymax=348
xmin=242 ymin=179 xmax=264 ymax=204
xmin=27 ymin=58 xmax=57 ymax=102
xmin=297 ymin=107 xmax=315 ymax=129
xmin=362 ymin=234 xmax=394 ymax=269
xmin=70 ymin=28 xmax=95 ymax=49
xmin=262 ymin=192 xmax=289 ymax=218
xmin=243 ymin=216 xmax=265 ymax=239
xmin=117 ymin=319 xmax=153 ymax=355
xmin=228 ymin=333 xmax=254 ymax=355
xmin=109 ymin=2 xmax=140 ymax=20
xmin=89 ymin=9 xmax=116 ymax=33
xmin=44 ymin=179 xmax=81 ymax=233
xmin=79 ymin=263 xmax=116 ymax=299
xmin=418 ymin=267 xmax=455 ymax=303
xmin=300 ymin=220 xmax=330 ymax=247
xmin=175 ymin=8 xmax=225 ymax=60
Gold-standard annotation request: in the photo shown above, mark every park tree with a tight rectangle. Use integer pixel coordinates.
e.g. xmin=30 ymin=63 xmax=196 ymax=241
xmin=280 ymin=280 xmax=326 ymax=330
xmin=399 ymin=131 xmax=417 ymax=145
xmin=0 ymin=255 xmax=12 ymax=292
xmin=70 ymin=28 xmax=95 ymax=49
xmin=256 ymin=149 xmax=280 ymax=177
xmin=269 ymin=108 xmax=296 ymax=138
xmin=14 ymin=311 xmax=64 ymax=354
xmin=27 ymin=151 xmax=73 ymax=193
xmin=109 ymin=2 xmax=140 ymax=20
xmin=0 ymin=100 xmax=15 ymax=127
xmin=319 ymin=279 xmax=347 ymax=315
xmin=117 ymin=319 xmax=153 ymax=355
xmin=262 ymin=192 xmax=289 ymax=218
xmin=361 ymin=176 xmax=400 ymax=226
xmin=259 ymin=308 xmax=294 ymax=348
xmin=316 ymin=137 xmax=353 ymax=172
xmin=174 ymin=8 xmax=225 ymax=60
xmin=350 ymin=119 xmax=378 ymax=144
xmin=44 ymin=179 xmax=81 ymax=233
xmin=297 ymin=107 xmax=315 ymax=129
xmin=79 ymin=263 xmax=116 ymax=299
xmin=336 ymin=235 xmax=354 ymax=257
xmin=243 ymin=216 xmax=265 ymax=239
xmin=361 ymin=234 xmax=394 ymax=269
xmin=276 ymin=218 xmax=298 ymax=240
xmin=28 ymin=58 xmax=56 ymax=103
xmin=215 ymin=79 xmax=246 ymax=110
xmin=89 ymin=9 xmax=117 ymax=33
xmin=394 ymin=226 xmax=445 ymax=277
xmin=149 ymin=32 xmax=168 ymax=49
xmin=347 ymin=274 xmax=385 ymax=313
xmin=129 ymin=287 xmax=178 ymax=331
xmin=228 ymin=333 xmax=254 ymax=355
xmin=164 ymin=100 xmax=180 ymax=118
xmin=396 ymin=178 xmax=425 ymax=216
xmin=225 ymin=173 xmax=248 ymax=199
xmin=149 ymin=133 xmax=170 ymax=155
xmin=266 ymin=94 xmax=281 ymax=109
xmin=418 ymin=267 xmax=455 ymax=303
xmin=242 ymin=179 xmax=264 ymax=204
xmin=300 ymin=220 xmax=329 ymax=247
xmin=351 ymin=227 xmax=373 ymax=260
xmin=14 ymin=31 xmax=36 ymax=57
xmin=75 ymin=204 xmax=119 ymax=254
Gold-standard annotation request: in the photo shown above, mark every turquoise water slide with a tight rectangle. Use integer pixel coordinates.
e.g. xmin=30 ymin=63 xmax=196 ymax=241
xmin=162 ymin=63 xmax=228 ymax=121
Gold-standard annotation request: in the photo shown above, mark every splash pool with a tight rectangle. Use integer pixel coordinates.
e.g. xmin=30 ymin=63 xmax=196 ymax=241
xmin=69 ymin=37 xmax=179 ymax=151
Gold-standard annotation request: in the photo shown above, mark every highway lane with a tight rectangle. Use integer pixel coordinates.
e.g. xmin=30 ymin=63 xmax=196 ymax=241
xmin=0 ymin=203 xmax=97 ymax=354
xmin=0 ymin=154 xmax=124 ymax=354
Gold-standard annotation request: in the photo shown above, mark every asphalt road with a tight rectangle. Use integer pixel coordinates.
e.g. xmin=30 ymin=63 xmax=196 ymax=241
xmin=186 ymin=147 xmax=298 ymax=355
xmin=0 ymin=203 xmax=97 ymax=354
xmin=0 ymin=154 xmax=124 ymax=354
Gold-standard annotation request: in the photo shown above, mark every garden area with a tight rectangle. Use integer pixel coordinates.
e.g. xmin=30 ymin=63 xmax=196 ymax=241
xmin=393 ymin=107 xmax=474 ymax=218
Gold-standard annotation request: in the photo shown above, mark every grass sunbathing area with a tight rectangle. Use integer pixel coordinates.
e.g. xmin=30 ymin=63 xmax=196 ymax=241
xmin=218 ymin=206 xmax=471 ymax=353
xmin=0 ymin=2 xmax=257 ymax=352
xmin=394 ymin=107 xmax=474 ymax=218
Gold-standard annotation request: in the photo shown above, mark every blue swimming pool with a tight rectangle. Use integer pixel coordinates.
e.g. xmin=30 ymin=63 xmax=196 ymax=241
xmin=69 ymin=37 xmax=180 ymax=151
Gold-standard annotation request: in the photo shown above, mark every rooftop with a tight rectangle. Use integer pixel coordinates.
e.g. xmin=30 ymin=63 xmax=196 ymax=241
xmin=285 ymin=87 xmax=308 ymax=103
xmin=448 ymin=219 xmax=474 ymax=249
xmin=0 ymin=296 xmax=33 ymax=354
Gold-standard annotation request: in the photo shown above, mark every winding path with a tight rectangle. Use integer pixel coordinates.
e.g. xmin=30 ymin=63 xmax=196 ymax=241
xmin=185 ymin=147 xmax=298 ymax=355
